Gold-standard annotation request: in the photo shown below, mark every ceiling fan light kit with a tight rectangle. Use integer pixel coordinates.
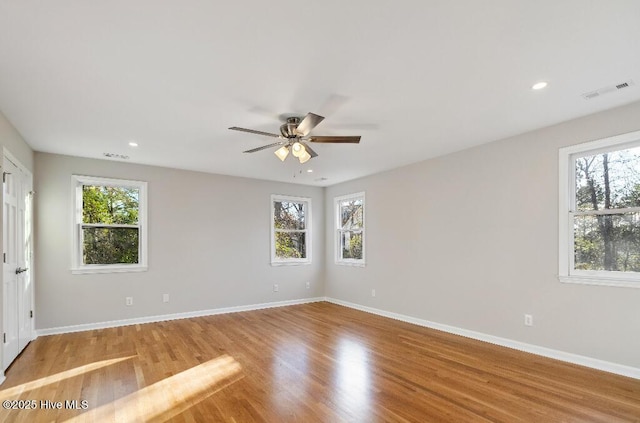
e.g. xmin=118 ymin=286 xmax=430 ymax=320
xmin=291 ymin=141 xmax=305 ymax=158
xmin=274 ymin=145 xmax=290 ymax=161
xmin=299 ymin=150 xmax=311 ymax=164
xmin=273 ymin=143 xmax=311 ymax=164
xmin=230 ymin=112 xmax=361 ymax=164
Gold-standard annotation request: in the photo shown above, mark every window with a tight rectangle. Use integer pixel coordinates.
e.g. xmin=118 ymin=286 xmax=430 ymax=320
xmin=335 ymin=192 xmax=365 ymax=266
xmin=271 ymin=195 xmax=311 ymax=265
xmin=559 ymin=130 xmax=640 ymax=287
xmin=72 ymin=175 xmax=147 ymax=274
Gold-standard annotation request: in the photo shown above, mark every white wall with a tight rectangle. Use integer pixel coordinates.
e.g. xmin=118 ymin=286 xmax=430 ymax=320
xmin=35 ymin=153 xmax=324 ymax=329
xmin=325 ymin=100 xmax=640 ymax=369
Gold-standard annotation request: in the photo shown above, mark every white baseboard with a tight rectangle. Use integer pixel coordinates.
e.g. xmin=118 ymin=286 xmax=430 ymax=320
xmin=36 ymin=297 xmax=325 ymax=337
xmin=325 ymin=297 xmax=640 ymax=380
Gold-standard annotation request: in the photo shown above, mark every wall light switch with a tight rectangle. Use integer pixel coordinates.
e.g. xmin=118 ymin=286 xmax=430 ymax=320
xmin=163 ymin=294 xmax=169 ymax=303
xmin=125 ymin=297 xmax=133 ymax=306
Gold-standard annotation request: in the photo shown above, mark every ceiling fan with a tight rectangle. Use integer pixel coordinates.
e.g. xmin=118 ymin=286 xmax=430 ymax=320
xmin=229 ymin=112 xmax=361 ymax=163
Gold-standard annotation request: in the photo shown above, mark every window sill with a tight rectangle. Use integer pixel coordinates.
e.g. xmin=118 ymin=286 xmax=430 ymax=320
xmin=335 ymin=260 xmax=366 ymax=267
xmin=559 ymin=275 xmax=640 ymax=288
xmin=270 ymin=261 xmax=311 ymax=267
xmin=71 ymin=265 xmax=148 ymax=275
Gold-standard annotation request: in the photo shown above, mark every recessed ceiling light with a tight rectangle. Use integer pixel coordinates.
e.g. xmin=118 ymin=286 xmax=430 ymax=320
xmin=531 ymin=81 xmax=548 ymax=90
xmin=128 ymin=141 xmax=139 ymax=147
xmin=307 ymin=169 xmax=313 ymax=173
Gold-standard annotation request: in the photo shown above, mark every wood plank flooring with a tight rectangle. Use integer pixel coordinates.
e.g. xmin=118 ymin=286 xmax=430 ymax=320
xmin=0 ymin=302 xmax=639 ymax=422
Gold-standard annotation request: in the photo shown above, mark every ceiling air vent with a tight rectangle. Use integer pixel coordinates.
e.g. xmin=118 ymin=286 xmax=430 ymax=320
xmin=103 ymin=152 xmax=130 ymax=160
xmin=582 ymin=79 xmax=634 ymax=100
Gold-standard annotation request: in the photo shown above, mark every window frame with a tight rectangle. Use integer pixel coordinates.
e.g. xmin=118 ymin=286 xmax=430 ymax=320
xmin=270 ymin=194 xmax=312 ymax=266
xmin=335 ymin=192 xmax=366 ymax=266
xmin=71 ymin=175 xmax=148 ymax=274
xmin=558 ymin=130 xmax=640 ymax=288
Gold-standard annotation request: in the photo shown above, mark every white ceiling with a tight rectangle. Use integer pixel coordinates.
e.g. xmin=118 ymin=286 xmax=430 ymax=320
xmin=1 ymin=1 xmax=639 ymax=186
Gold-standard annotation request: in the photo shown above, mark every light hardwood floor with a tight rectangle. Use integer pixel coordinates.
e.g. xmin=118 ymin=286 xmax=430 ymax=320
xmin=0 ymin=302 xmax=639 ymax=422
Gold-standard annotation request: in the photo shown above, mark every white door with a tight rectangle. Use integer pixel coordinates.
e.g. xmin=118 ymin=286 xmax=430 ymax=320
xmin=3 ymin=155 xmax=33 ymax=371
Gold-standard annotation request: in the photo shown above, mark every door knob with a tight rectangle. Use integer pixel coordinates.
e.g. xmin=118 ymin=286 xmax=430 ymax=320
xmin=15 ymin=267 xmax=28 ymax=274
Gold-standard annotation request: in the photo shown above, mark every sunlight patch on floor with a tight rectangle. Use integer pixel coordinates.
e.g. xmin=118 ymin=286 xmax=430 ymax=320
xmin=63 ymin=354 xmax=243 ymax=422
xmin=0 ymin=356 xmax=135 ymax=400
xmin=333 ymin=337 xmax=372 ymax=419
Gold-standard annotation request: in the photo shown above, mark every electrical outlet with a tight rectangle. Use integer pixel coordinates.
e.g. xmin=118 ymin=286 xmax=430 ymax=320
xmin=371 ymin=289 xmax=376 ymax=297
xmin=125 ymin=297 xmax=133 ymax=306
xmin=524 ymin=314 xmax=533 ymax=326
xmin=273 ymin=284 xmax=279 ymax=292
xmin=163 ymin=293 xmax=169 ymax=303
xmin=306 ymin=282 xmax=310 ymax=289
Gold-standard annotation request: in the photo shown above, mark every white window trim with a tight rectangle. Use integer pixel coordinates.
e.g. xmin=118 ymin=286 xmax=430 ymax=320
xmin=270 ymin=194 xmax=311 ymax=266
xmin=71 ymin=175 xmax=148 ymax=274
xmin=335 ymin=192 xmax=366 ymax=267
xmin=558 ymin=130 xmax=640 ymax=288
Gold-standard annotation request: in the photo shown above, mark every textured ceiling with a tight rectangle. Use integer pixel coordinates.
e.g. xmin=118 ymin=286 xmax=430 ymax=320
xmin=1 ymin=0 xmax=639 ymax=186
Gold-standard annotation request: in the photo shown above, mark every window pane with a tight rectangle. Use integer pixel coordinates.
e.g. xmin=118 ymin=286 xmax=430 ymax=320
xmin=574 ymin=212 xmax=640 ymax=272
xmin=83 ymin=227 xmax=139 ymax=264
xmin=83 ymin=185 xmax=139 ymax=224
xmin=341 ymin=231 xmax=363 ymax=260
xmin=275 ymin=231 xmax=306 ymax=259
xmin=274 ymin=201 xmax=305 ymax=230
xmin=574 ymin=146 xmax=640 ymax=211
xmin=340 ymin=199 xmax=363 ymax=229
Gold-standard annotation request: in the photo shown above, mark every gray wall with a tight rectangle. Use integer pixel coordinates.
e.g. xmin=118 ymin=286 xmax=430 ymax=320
xmin=35 ymin=153 xmax=324 ymax=329
xmin=325 ymin=100 xmax=640 ymax=368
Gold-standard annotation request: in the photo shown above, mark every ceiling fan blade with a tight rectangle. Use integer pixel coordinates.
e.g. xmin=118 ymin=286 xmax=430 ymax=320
xmin=301 ymin=142 xmax=318 ymax=158
xmin=229 ymin=127 xmax=281 ymax=138
xmin=243 ymin=142 xmax=285 ymax=153
xmin=295 ymin=113 xmax=325 ymax=136
xmin=308 ymin=135 xmax=361 ymax=144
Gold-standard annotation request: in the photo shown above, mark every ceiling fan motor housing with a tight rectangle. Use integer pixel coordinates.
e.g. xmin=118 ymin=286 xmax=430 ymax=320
xmin=280 ymin=117 xmax=301 ymax=139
